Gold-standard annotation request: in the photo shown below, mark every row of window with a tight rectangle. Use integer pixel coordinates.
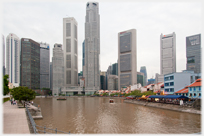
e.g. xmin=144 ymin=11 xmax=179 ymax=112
xmin=165 ymin=88 xmax=174 ymax=92
xmin=164 ymin=76 xmax=174 ymax=81
xmin=189 ymin=93 xmax=201 ymax=97
xmin=164 ymin=82 xmax=174 ymax=86
xmin=189 ymin=87 xmax=201 ymax=91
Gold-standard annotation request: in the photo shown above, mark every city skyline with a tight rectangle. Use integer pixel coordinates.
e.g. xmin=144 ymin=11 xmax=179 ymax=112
xmin=1 ymin=0 xmax=202 ymax=80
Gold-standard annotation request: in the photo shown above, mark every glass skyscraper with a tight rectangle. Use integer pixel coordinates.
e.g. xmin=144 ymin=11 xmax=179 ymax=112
xmin=140 ymin=66 xmax=147 ymax=86
xmin=186 ymin=34 xmax=201 ymax=73
xmin=20 ymin=38 xmax=40 ymax=89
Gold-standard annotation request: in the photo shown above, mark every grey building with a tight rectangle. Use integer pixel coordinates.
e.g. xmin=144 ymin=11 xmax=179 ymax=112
xmin=2 ymin=35 xmax=5 ymax=76
xmin=6 ymin=33 xmax=20 ymax=87
xmin=160 ymin=32 xmax=176 ymax=75
xmin=20 ymin=38 xmax=40 ymax=89
xmin=100 ymin=71 xmax=106 ymax=90
xmin=118 ymin=29 xmax=137 ymax=90
xmin=52 ymin=44 xmax=64 ymax=96
xmin=84 ymin=2 xmax=100 ymax=93
xmin=108 ymin=75 xmax=118 ymax=90
xmin=39 ymin=42 xmax=50 ymax=89
xmin=112 ymin=62 xmax=118 ymax=76
xmin=186 ymin=34 xmax=201 ymax=73
xmin=137 ymin=72 xmax=144 ymax=86
xmin=63 ymin=17 xmax=78 ymax=87
xmin=50 ymin=62 xmax=53 ymax=91
xmin=140 ymin=66 xmax=147 ymax=86
xmin=155 ymin=73 xmax=164 ymax=84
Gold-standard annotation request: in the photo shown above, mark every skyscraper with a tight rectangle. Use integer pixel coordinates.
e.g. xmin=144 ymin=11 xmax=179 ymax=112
xmin=82 ymin=40 xmax=85 ymax=72
xmin=137 ymin=72 xmax=144 ymax=86
xmin=2 ymin=35 xmax=5 ymax=76
xmin=140 ymin=66 xmax=147 ymax=86
xmin=112 ymin=63 xmax=118 ymax=76
xmin=84 ymin=2 xmax=100 ymax=92
xmin=52 ymin=44 xmax=64 ymax=96
xmin=50 ymin=62 xmax=53 ymax=91
xmin=20 ymin=38 xmax=40 ymax=89
xmin=39 ymin=42 xmax=50 ymax=89
xmin=63 ymin=17 xmax=78 ymax=87
xmin=186 ymin=34 xmax=201 ymax=73
xmin=6 ymin=33 xmax=20 ymax=87
xmin=160 ymin=32 xmax=176 ymax=75
xmin=118 ymin=29 xmax=137 ymax=89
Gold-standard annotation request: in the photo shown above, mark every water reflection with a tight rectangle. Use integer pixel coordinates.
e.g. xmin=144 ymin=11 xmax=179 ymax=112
xmin=34 ymin=97 xmax=201 ymax=134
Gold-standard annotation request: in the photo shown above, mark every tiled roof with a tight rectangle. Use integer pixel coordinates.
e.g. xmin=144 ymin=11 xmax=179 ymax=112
xmin=175 ymin=87 xmax=188 ymax=94
xmin=155 ymin=90 xmax=160 ymax=93
xmin=188 ymin=78 xmax=202 ymax=87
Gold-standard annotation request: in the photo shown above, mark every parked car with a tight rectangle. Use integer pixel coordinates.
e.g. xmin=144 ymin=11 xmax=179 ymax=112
xmin=126 ymin=96 xmax=136 ymax=99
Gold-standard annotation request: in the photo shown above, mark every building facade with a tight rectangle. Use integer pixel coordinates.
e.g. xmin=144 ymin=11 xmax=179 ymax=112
xmin=155 ymin=73 xmax=164 ymax=84
xmin=164 ymin=71 xmax=201 ymax=95
xmin=108 ymin=75 xmax=118 ymax=90
xmin=188 ymin=79 xmax=201 ymax=98
xmin=39 ymin=42 xmax=50 ymax=89
xmin=140 ymin=66 xmax=147 ymax=86
xmin=112 ymin=63 xmax=118 ymax=76
xmin=160 ymin=32 xmax=176 ymax=75
xmin=84 ymin=2 xmax=100 ymax=92
xmin=6 ymin=33 xmax=20 ymax=87
xmin=137 ymin=72 xmax=144 ymax=86
xmin=63 ymin=17 xmax=78 ymax=87
xmin=118 ymin=29 xmax=137 ymax=89
xmin=186 ymin=34 xmax=201 ymax=73
xmin=2 ymin=35 xmax=5 ymax=76
xmin=147 ymin=78 xmax=155 ymax=85
xmin=52 ymin=44 xmax=64 ymax=96
xmin=20 ymin=38 xmax=40 ymax=89
xmin=50 ymin=62 xmax=53 ymax=91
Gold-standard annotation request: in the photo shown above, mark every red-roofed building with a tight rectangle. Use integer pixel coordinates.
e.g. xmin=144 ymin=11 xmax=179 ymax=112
xmin=174 ymin=86 xmax=188 ymax=97
xmin=187 ymin=79 xmax=202 ymax=98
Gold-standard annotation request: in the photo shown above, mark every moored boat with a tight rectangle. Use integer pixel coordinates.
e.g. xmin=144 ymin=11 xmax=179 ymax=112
xmin=109 ymin=99 xmax=114 ymax=103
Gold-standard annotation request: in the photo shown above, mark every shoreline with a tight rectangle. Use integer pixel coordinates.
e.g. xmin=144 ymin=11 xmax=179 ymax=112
xmin=124 ymin=100 xmax=201 ymax=115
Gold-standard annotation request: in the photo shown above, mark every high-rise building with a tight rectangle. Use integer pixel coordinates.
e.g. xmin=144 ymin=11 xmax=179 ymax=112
xmin=100 ymin=71 xmax=106 ymax=90
xmin=50 ymin=62 xmax=53 ymax=91
xmin=140 ymin=66 xmax=147 ymax=86
xmin=186 ymin=34 xmax=201 ymax=73
xmin=112 ymin=63 xmax=118 ymax=76
xmin=63 ymin=17 xmax=78 ymax=87
xmin=84 ymin=2 xmax=100 ymax=92
xmin=118 ymin=29 xmax=137 ymax=89
xmin=108 ymin=75 xmax=118 ymax=90
xmin=160 ymin=32 xmax=176 ymax=75
xmin=39 ymin=42 xmax=50 ymax=89
xmin=20 ymin=38 xmax=40 ymax=89
xmin=6 ymin=33 xmax=20 ymax=87
xmin=148 ymin=78 xmax=155 ymax=85
xmin=52 ymin=44 xmax=64 ymax=96
xmin=137 ymin=72 xmax=144 ymax=86
xmin=82 ymin=40 xmax=85 ymax=72
xmin=2 ymin=35 xmax=5 ymax=76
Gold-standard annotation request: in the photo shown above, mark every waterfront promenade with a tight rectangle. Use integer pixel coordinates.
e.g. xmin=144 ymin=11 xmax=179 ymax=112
xmin=3 ymin=101 xmax=30 ymax=134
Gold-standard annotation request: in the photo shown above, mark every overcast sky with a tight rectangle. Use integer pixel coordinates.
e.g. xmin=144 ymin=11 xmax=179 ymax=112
xmin=1 ymin=0 xmax=203 ymax=80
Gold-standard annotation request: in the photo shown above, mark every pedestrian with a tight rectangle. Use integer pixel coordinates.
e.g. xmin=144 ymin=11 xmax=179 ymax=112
xmin=13 ymin=100 xmax=15 ymax=105
xmin=10 ymin=99 xmax=13 ymax=105
xmin=31 ymin=101 xmax=33 ymax=105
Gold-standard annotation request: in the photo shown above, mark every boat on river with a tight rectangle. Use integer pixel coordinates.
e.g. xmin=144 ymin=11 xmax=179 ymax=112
xmin=57 ymin=97 xmax=67 ymax=100
xmin=109 ymin=99 xmax=114 ymax=103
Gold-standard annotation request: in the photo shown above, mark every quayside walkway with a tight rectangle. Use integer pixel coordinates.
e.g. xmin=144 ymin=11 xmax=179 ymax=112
xmin=3 ymin=101 xmax=30 ymax=134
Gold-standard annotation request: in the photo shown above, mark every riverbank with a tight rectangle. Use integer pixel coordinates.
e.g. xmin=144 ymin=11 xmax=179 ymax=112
xmin=3 ymin=101 xmax=30 ymax=134
xmin=124 ymin=99 xmax=201 ymax=115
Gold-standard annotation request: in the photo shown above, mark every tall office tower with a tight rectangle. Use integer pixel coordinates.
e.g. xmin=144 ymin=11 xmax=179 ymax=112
xmin=6 ymin=33 xmax=20 ymax=87
xmin=186 ymin=34 xmax=201 ymax=73
xmin=137 ymin=72 xmax=144 ymax=86
xmin=140 ymin=66 xmax=147 ymax=86
xmin=20 ymin=38 xmax=40 ymax=89
xmin=82 ymin=40 xmax=85 ymax=73
xmin=63 ymin=17 xmax=78 ymax=87
xmin=2 ymin=35 xmax=5 ymax=76
xmin=39 ymin=42 xmax=50 ymax=89
xmin=50 ymin=62 xmax=53 ymax=91
xmin=100 ymin=71 xmax=106 ymax=90
xmin=52 ymin=44 xmax=64 ymax=96
xmin=118 ymin=29 xmax=137 ymax=90
xmin=112 ymin=62 xmax=118 ymax=76
xmin=84 ymin=2 xmax=100 ymax=91
xmin=160 ymin=32 xmax=176 ymax=75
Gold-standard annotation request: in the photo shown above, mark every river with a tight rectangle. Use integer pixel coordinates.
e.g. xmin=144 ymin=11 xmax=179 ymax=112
xmin=34 ymin=97 xmax=201 ymax=134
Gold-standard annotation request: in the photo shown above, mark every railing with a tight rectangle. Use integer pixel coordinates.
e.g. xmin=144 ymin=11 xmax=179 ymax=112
xmin=26 ymin=103 xmax=70 ymax=134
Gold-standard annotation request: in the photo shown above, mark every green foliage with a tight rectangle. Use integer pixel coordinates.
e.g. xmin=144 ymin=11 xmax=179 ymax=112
xmin=42 ymin=88 xmax=50 ymax=90
xmin=48 ymin=91 xmax=52 ymax=95
xmin=3 ymin=97 xmax=10 ymax=103
xmin=101 ymin=93 xmax=108 ymax=96
xmin=3 ymin=75 xmax=9 ymax=95
xmin=124 ymin=90 xmax=156 ymax=97
xmin=35 ymin=93 xmax=41 ymax=96
xmin=11 ymin=86 xmax=36 ymax=101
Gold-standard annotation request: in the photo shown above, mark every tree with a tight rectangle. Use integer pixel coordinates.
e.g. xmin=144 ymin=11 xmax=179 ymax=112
xmin=3 ymin=75 xmax=9 ymax=95
xmin=10 ymin=86 xmax=36 ymax=102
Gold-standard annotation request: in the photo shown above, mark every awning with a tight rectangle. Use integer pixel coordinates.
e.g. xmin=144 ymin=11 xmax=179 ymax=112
xmin=149 ymin=95 xmax=166 ymax=98
xmin=149 ymin=95 xmax=188 ymax=99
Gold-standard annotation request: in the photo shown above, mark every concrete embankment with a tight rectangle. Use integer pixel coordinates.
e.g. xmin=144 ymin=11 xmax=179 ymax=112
xmin=124 ymin=100 xmax=201 ymax=115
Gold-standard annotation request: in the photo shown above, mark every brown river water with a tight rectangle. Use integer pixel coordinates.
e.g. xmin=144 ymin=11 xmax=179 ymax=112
xmin=34 ymin=97 xmax=201 ymax=134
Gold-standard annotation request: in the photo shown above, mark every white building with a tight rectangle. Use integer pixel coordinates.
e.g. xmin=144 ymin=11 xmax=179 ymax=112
xmin=52 ymin=44 xmax=64 ymax=96
xmin=164 ymin=70 xmax=201 ymax=95
xmin=63 ymin=17 xmax=78 ymax=87
xmin=6 ymin=33 xmax=20 ymax=87
xmin=160 ymin=32 xmax=176 ymax=75
xmin=84 ymin=2 xmax=100 ymax=94
xmin=118 ymin=29 xmax=137 ymax=90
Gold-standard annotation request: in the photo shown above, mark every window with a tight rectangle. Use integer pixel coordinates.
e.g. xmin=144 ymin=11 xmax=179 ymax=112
xmin=189 ymin=93 xmax=192 ymax=97
xmin=170 ymin=82 xmax=174 ymax=86
xmin=187 ymin=56 xmax=195 ymax=63
xmin=190 ymin=87 xmax=192 ymax=91
xmin=199 ymin=87 xmax=201 ymax=91
xmin=170 ymin=76 xmax=174 ymax=80
xmin=194 ymin=93 xmax=196 ymax=97
xmin=170 ymin=88 xmax=174 ymax=92
xmin=165 ymin=89 xmax=169 ymax=92
xmin=199 ymin=93 xmax=201 ymax=97
xmin=165 ymin=83 xmax=169 ymax=86
xmin=164 ymin=77 xmax=169 ymax=81
xmin=194 ymin=87 xmax=196 ymax=91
